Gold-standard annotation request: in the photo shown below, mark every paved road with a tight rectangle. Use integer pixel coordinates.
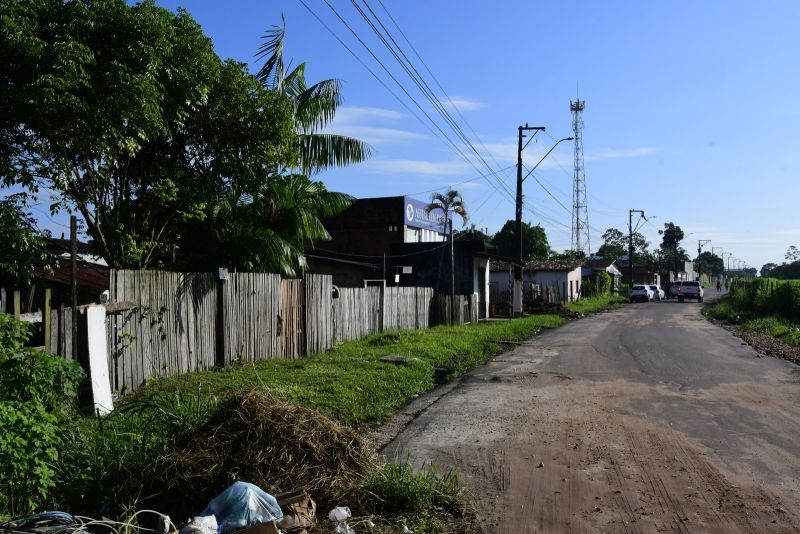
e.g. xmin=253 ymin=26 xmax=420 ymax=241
xmin=383 ymin=292 xmax=800 ymax=532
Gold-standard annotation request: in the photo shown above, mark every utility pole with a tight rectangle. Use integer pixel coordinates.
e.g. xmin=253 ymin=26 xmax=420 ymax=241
xmin=628 ymin=209 xmax=646 ymax=288
xmin=697 ymin=239 xmax=711 ymax=258
xmin=514 ymin=124 xmax=545 ymax=315
xmin=70 ymin=215 xmax=78 ymax=361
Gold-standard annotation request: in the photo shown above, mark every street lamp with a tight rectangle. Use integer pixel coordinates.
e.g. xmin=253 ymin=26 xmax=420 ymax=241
xmin=516 ymin=135 xmax=574 ymax=267
xmin=513 ymin=129 xmax=573 ymax=314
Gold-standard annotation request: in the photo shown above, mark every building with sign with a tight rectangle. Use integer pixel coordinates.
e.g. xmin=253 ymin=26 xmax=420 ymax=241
xmin=307 ymin=195 xmax=517 ymax=319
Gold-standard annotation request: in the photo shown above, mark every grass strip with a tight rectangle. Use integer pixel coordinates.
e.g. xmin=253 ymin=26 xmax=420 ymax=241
xmin=564 ymin=294 xmax=627 ymax=315
xmin=140 ymin=314 xmax=566 ymax=428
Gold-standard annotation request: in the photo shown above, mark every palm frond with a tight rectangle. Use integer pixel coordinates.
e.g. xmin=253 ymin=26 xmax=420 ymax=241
xmin=255 ymin=16 xmax=286 ymax=90
xmin=283 ymin=63 xmax=308 ymax=99
xmin=295 ymin=78 xmax=342 ymax=132
xmin=298 ymin=134 xmax=372 ymax=175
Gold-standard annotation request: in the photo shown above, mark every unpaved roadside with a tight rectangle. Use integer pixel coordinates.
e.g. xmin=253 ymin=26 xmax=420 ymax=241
xmin=379 ymin=299 xmax=800 ymax=533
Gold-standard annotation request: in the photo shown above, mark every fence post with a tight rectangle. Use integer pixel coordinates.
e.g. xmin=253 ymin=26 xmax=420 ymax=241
xmin=215 ymin=271 xmax=226 ymax=367
xmin=13 ymin=290 xmax=21 ymax=319
xmin=44 ymin=287 xmax=52 ymax=353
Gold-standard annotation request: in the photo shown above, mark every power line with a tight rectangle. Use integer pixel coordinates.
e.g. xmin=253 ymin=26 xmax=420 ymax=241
xmin=315 ymin=0 xmax=515 ymax=204
xmin=346 ymin=0 xmax=516 ymax=204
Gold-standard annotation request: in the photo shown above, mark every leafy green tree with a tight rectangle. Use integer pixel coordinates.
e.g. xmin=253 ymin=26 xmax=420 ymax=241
xmin=0 ymin=0 xmax=297 ymax=268
xmin=178 ymin=175 xmax=352 ymax=276
xmin=256 ymin=19 xmax=372 ymax=175
xmin=0 ymin=194 xmax=55 ymax=286
xmin=492 ymin=220 xmax=549 ymax=262
xmin=455 ymin=225 xmax=493 ymax=243
xmin=597 ymin=227 xmax=648 ymax=262
xmin=786 ymin=246 xmax=800 ymax=262
xmin=658 ymin=222 xmax=688 ymax=275
xmin=696 ymin=251 xmax=725 ymax=277
xmin=761 ymin=263 xmax=778 ymax=277
xmin=550 ymin=249 xmax=587 ymax=262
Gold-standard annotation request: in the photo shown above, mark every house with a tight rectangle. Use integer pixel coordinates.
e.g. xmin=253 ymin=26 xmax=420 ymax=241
xmin=490 ymin=259 xmax=584 ymax=304
xmin=310 ymin=195 xmax=509 ymax=319
xmin=582 ymin=258 xmax=622 ymax=293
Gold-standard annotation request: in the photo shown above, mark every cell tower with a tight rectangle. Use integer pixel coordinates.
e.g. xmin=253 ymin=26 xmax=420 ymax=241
xmin=570 ymin=99 xmax=590 ymax=255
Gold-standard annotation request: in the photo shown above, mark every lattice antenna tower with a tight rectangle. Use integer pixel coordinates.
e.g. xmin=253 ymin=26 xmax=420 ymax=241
xmin=570 ymin=99 xmax=590 ymax=255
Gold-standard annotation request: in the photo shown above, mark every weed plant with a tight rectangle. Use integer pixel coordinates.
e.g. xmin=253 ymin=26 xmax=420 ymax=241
xmin=565 ymin=294 xmax=627 ymax=315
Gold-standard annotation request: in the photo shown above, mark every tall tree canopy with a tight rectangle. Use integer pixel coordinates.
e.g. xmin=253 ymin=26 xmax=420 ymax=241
xmin=0 ymin=0 xmax=298 ymax=268
xmin=695 ymin=251 xmax=724 ymax=277
xmin=658 ymin=222 xmax=688 ymax=274
xmin=492 ymin=220 xmax=549 ymax=262
xmin=597 ymin=227 xmax=648 ymax=262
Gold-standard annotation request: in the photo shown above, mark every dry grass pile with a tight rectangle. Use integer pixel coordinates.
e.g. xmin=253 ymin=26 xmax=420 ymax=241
xmin=158 ymin=391 xmax=379 ymax=517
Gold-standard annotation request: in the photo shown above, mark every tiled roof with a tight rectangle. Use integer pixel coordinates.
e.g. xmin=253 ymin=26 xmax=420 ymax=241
xmin=490 ymin=259 xmax=583 ymax=272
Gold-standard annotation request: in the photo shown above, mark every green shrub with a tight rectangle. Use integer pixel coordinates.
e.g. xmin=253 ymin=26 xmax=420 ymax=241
xmin=0 ymin=401 xmax=59 ymax=515
xmin=364 ymin=461 xmax=466 ymax=515
xmin=596 ymin=271 xmax=612 ymax=296
xmin=0 ymin=314 xmax=84 ymax=515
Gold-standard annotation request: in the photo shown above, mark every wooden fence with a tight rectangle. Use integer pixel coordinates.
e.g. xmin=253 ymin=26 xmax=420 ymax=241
xmin=67 ymin=271 xmax=478 ymax=393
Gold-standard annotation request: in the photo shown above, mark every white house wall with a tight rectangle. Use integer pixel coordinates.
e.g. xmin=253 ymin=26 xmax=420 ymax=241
xmin=474 ymin=257 xmax=490 ymax=318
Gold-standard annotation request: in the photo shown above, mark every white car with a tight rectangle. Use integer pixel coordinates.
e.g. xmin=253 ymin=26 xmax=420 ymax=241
xmin=629 ymin=284 xmax=654 ymax=303
xmin=648 ymin=284 xmax=665 ymax=301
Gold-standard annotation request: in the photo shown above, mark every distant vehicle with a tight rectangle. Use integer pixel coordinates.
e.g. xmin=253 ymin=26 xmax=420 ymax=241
xmin=678 ymin=280 xmax=704 ymax=302
xmin=630 ymin=284 xmax=654 ymax=303
xmin=648 ymin=284 xmax=665 ymax=301
xmin=668 ymin=281 xmax=684 ymax=299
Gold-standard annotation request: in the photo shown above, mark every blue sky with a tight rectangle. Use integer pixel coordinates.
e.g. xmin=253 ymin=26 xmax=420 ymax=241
xmin=31 ymin=1 xmax=800 ymax=270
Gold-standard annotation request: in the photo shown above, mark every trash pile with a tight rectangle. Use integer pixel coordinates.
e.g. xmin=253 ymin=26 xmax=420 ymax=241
xmin=161 ymin=391 xmax=377 ymax=517
xmin=1 ymin=482 xmax=360 ymax=534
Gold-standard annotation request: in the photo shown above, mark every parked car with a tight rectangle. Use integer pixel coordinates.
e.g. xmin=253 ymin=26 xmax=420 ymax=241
xmin=648 ymin=284 xmax=665 ymax=301
xmin=678 ymin=280 xmax=704 ymax=302
xmin=668 ymin=281 xmax=684 ymax=299
xmin=629 ymin=284 xmax=654 ymax=303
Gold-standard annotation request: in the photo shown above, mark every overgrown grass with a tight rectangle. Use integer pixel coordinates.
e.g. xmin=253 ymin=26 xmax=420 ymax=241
xmin=565 ymin=294 xmax=627 ymax=315
xmin=45 ymin=315 xmax=566 ymax=530
xmin=707 ymin=281 xmax=800 ymax=348
xmin=139 ymin=315 xmax=564 ymax=428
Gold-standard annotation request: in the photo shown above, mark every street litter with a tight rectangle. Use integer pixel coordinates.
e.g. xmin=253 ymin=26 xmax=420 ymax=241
xmin=327 ymin=507 xmax=354 ymax=534
xmin=200 ymin=482 xmax=282 ymax=534
xmin=1 ymin=510 xmax=177 ymax=534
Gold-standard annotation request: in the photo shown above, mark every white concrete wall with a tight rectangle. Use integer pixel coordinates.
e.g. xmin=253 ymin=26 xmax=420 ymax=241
xmin=473 ymin=257 xmax=490 ymax=318
xmin=531 ymin=267 xmax=583 ymax=302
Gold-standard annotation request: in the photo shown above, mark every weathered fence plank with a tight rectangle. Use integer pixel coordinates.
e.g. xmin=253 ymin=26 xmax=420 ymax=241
xmin=304 ymin=274 xmax=333 ymax=354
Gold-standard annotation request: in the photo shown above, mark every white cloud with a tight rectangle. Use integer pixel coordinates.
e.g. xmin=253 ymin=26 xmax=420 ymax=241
xmin=325 ymin=125 xmax=426 ymax=145
xmin=587 ymin=147 xmax=658 ymax=160
xmin=439 ymin=96 xmax=486 ymax=112
xmin=332 ymin=105 xmax=404 ymax=123
xmin=324 ymin=105 xmax=426 ymax=145
xmin=363 ymin=158 xmax=472 ymax=176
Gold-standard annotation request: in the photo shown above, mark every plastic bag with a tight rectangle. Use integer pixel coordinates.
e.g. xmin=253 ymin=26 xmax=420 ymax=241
xmin=201 ymin=482 xmax=283 ymax=534
xmin=327 ymin=507 xmax=354 ymax=534
xmin=179 ymin=515 xmax=218 ymax=534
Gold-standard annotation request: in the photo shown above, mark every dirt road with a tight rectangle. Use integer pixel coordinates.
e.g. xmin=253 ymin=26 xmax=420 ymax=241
xmin=381 ymin=294 xmax=800 ymax=532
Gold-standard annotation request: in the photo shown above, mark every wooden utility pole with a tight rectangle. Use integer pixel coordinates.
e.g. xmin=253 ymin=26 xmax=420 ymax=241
xmin=450 ymin=219 xmax=455 ymax=325
xmin=70 ymin=215 xmax=78 ymax=361
xmin=628 ymin=209 xmax=645 ymax=288
xmin=514 ymin=124 xmax=546 ymax=315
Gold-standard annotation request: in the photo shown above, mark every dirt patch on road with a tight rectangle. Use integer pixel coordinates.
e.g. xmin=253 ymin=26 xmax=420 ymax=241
xmin=386 ymin=376 xmax=800 ymax=533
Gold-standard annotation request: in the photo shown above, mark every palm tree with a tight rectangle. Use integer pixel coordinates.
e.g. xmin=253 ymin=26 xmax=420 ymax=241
xmin=426 ymin=189 xmax=468 ymax=323
xmin=177 ymin=175 xmax=352 ymax=277
xmin=256 ymin=18 xmax=372 ymax=175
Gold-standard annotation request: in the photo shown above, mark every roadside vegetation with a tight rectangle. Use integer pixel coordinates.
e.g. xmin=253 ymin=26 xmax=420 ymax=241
xmin=707 ymin=278 xmax=800 ymax=364
xmin=1 ymin=296 xmax=621 ymax=529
